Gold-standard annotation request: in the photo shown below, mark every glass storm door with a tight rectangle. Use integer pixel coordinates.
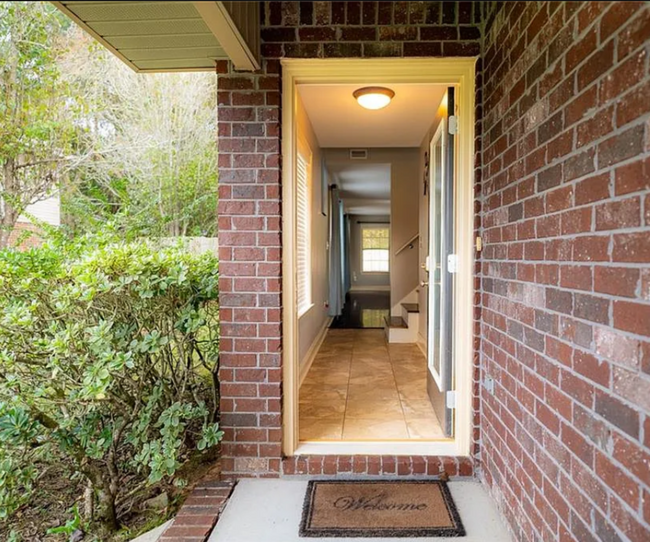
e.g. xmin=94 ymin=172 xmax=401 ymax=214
xmin=426 ymin=87 xmax=456 ymax=437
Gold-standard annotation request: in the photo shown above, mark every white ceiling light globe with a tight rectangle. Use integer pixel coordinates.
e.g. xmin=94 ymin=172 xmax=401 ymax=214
xmin=353 ymin=87 xmax=395 ymax=110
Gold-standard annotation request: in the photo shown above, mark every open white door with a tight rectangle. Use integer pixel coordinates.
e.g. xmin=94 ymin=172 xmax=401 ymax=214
xmin=425 ymin=87 xmax=456 ymax=437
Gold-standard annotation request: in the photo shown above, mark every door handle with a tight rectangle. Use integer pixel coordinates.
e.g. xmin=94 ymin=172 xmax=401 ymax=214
xmin=420 ymin=280 xmax=429 ymax=287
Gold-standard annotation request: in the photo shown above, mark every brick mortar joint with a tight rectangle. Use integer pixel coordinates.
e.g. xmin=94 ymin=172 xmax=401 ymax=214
xmin=480 ymin=400 xmax=650 ymax=537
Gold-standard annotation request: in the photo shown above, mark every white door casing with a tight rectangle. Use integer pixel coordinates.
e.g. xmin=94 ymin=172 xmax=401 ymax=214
xmin=281 ymin=58 xmax=476 ymax=458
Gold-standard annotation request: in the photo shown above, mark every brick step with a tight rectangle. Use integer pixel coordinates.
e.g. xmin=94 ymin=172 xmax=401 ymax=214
xmin=159 ymin=480 xmax=235 ymax=542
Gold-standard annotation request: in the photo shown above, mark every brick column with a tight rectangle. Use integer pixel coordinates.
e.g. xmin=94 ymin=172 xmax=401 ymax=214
xmin=216 ymin=59 xmax=283 ymax=478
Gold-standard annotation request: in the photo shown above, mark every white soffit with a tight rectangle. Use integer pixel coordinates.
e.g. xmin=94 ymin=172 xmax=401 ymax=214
xmin=298 ymin=84 xmax=446 ymax=148
xmin=52 ymin=1 xmax=260 ymax=72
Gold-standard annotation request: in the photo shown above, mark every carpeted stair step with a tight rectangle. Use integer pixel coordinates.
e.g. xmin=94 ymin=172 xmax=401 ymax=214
xmin=401 ymin=302 xmax=419 ymax=313
xmin=384 ymin=316 xmax=408 ymax=329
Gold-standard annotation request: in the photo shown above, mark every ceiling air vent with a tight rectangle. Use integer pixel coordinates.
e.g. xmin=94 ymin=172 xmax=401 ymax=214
xmin=349 ymin=149 xmax=368 ymax=160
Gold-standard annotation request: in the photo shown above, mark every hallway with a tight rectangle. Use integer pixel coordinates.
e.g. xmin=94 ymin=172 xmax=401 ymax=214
xmin=299 ymin=329 xmax=443 ymax=441
xmin=329 ymin=291 xmax=390 ymax=329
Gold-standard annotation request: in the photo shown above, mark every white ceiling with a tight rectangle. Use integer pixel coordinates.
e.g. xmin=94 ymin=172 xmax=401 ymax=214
xmin=328 ymin=163 xmax=391 ymax=216
xmin=344 ymin=198 xmax=390 ymax=216
xmin=298 ymin=83 xmax=446 ymax=147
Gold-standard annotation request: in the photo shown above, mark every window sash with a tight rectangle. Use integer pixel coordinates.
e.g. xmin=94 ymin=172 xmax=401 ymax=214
xmin=361 ymin=226 xmax=390 ymax=273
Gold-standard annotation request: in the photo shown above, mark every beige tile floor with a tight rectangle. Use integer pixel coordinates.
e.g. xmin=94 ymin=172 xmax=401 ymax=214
xmin=299 ymin=329 xmax=443 ymax=441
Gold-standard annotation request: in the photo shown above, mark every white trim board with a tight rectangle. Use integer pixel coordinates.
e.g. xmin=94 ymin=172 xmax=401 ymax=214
xmin=282 ymin=58 xmax=477 ymax=459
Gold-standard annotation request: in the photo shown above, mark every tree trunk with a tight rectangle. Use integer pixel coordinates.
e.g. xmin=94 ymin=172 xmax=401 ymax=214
xmin=82 ymin=466 xmax=119 ymax=534
xmin=0 ymin=158 xmax=19 ymax=249
xmin=84 ymin=480 xmax=94 ymax=522
xmin=95 ymin=486 xmax=119 ymax=533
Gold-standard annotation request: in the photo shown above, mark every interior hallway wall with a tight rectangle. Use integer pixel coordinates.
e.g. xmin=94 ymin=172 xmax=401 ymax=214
xmin=296 ymin=95 xmax=329 ymax=369
xmin=323 ymin=148 xmax=420 ymax=315
xmin=348 ymin=214 xmax=391 ymax=291
xmin=388 ymin=149 xmax=421 ymax=316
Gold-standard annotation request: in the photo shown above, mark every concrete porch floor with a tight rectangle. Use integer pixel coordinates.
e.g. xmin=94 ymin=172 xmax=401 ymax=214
xmin=209 ymin=479 xmax=511 ymax=541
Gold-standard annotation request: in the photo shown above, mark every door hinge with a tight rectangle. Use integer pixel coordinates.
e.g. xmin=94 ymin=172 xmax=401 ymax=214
xmin=446 ymin=390 xmax=457 ymax=409
xmin=447 ymin=254 xmax=458 ymax=273
xmin=448 ymin=115 xmax=458 ymax=135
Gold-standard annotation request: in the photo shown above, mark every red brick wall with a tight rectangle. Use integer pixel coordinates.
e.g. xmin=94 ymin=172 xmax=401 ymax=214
xmin=217 ymin=7 xmax=650 ymax=540
xmin=216 ymin=53 xmax=284 ymax=477
xmin=282 ymin=454 xmax=472 ymax=477
xmin=7 ymin=222 xmax=46 ymax=250
xmin=481 ymin=2 xmax=650 ymax=541
xmin=216 ymin=1 xmax=484 ymax=478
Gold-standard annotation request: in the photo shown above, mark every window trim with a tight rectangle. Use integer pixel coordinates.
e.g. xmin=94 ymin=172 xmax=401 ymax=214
xmin=360 ymin=224 xmax=390 ymax=274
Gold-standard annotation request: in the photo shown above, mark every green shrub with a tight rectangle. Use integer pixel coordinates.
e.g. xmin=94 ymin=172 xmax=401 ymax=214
xmin=0 ymin=240 xmax=221 ymax=533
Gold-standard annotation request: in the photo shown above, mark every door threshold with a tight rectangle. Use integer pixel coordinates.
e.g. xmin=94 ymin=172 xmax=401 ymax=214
xmin=295 ymin=439 xmax=458 ymax=456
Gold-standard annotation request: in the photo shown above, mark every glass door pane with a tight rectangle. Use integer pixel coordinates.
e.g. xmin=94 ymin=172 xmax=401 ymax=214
xmin=426 ymin=87 xmax=456 ymax=438
xmin=428 ymin=120 xmax=445 ymax=388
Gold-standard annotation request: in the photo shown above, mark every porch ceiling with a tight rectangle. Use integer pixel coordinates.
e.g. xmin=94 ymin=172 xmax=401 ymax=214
xmin=52 ymin=1 xmax=260 ymax=73
xmin=299 ymin=84 xmax=447 ymax=148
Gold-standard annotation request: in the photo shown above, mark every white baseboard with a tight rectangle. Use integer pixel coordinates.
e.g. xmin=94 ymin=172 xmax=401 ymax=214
xmin=299 ymin=317 xmax=333 ymax=386
xmin=349 ymin=285 xmax=390 ymax=292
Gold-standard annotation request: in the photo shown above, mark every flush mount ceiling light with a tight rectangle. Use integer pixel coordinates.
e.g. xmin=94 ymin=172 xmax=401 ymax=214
xmin=353 ymin=86 xmax=395 ymax=110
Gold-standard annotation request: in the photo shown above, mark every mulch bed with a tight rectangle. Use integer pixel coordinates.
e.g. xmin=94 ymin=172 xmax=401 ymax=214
xmin=0 ymin=455 xmax=222 ymax=542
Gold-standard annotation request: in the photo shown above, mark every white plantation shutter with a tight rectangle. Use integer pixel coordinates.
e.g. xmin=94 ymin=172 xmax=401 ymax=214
xmin=296 ymin=136 xmax=312 ymax=315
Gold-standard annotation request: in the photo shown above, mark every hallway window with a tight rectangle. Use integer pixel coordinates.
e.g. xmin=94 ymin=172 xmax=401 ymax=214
xmin=296 ymin=136 xmax=312 ymax=315
xmin=361 ymin=225 xmax=390 ymax=273
xmin=361 ymin=309 xmax=388 ymax=328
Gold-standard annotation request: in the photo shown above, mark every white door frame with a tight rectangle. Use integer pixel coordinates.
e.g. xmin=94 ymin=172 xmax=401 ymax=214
xmin=281 ymin=58 xmax=477 ymax=458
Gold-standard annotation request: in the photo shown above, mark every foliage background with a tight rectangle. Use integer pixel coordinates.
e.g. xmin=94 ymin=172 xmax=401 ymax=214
xmin=0 ymin=2 xmax=73 ymax=247
xmin=0 ymin=238 xmax=222 ymax=539
xmin=60 ymin=35 xmax=218 ymax=239
xmin=0 ymin=1 xmax=218 ymax=246
xmin=0 ymin=1 xmax=221 ymax=539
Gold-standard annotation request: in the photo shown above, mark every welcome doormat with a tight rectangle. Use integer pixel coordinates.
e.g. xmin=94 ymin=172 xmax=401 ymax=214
xmin=299 ymin=480 xmax=465 ymax=538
